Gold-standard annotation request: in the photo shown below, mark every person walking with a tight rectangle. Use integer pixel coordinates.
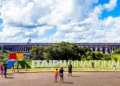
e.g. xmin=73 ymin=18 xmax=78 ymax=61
xmin=68 ymin=62 xmax=72 ymax=77
xmin=59 ymin=67 xmax=64 ymax=83
xmin=16 ymin=61 xmax=19 ymax=72
xmin=3 ymin=62 xmax=7 ymax=78
xmin=12 ymin=63 xmax=15 ymax=72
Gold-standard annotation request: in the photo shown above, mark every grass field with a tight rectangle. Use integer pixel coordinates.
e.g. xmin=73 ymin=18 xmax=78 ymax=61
xmin=6 ymin=60 xmax=120 ymax=72
xmin=111 ymin=54 xmax=120 ymax=60
xmin=7 ymin=67 xmax=120 ymax=72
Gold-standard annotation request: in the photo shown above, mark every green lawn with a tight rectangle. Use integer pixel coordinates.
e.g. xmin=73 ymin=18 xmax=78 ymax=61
xmin=7 ymin=67 xmax=120 ymax=72
xmin=111 ymin=54 xmax=120 ymax=60
xmin=7 ymin=60 xmax=120 ymax=72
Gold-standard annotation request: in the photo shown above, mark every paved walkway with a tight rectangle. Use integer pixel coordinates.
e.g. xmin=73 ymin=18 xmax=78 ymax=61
xmin=0 ymin=71 xmax=120 ymax=86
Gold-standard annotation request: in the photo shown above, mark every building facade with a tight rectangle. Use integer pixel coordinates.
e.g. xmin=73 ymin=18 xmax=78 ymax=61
xmin=0 ymin=43 xmax=120 ymax=54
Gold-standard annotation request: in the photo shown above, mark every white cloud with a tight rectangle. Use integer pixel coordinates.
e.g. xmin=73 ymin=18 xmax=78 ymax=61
xmin=105 ymin=16 xmax=115 ymax=27
xmin=104 ymin=0 xmax=117 ymax=11
xmin=0 ymin=0 xmax=120 ymax=43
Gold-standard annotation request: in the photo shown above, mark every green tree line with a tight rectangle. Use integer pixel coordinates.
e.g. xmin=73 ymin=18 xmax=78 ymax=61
xmin=30 ymin=42 xmax=111 ymax=60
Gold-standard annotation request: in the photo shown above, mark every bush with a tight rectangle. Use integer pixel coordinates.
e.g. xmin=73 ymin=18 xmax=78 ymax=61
xmin=92 ymin=52 xmax=103 ymax=60
xmin=86 ymin=56 xmax=93 ymax=60
xmin=103 ymin=56 xmax=111 ymax=60
xmin=113 ymin=49 xmax=120 ymax=54
xmin=81 ymin=58 xmax=86 ymax=61
xmin=113 ymin=57 xmax=118 ymax=62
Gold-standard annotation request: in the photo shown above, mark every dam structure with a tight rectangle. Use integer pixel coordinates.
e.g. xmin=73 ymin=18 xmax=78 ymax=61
xmin=0 ymin=43 xmax=120 ymax=54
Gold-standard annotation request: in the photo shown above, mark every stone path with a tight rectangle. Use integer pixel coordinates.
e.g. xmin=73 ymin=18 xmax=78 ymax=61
xmin=0 ymin=72 xmax=120 ymax=86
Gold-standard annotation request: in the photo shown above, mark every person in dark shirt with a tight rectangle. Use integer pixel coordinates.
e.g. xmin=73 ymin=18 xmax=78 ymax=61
xmin=59 ymin=67 xmax=64 ymax=83
xmin=92 ymin=62 xmax=94 ymax=69
xmin=68 ymin=62 xmax=72 ymax=77
xmin=3 ymin=62 xmax=7 ymax=78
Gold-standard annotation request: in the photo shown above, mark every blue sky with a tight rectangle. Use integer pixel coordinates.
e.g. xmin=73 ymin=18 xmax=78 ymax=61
xmin=99 ymin=0 xmax=120 ymax=19
xmin=0 ymin=0 xmax=120 ymax=43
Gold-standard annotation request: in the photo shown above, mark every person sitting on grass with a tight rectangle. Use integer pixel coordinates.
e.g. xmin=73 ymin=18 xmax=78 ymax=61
xmin=54 ymin=68 xmax=59 ymax=82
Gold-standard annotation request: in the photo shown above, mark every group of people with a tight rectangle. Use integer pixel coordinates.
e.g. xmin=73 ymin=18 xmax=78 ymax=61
xmin=54 ymin=62 xmax=72 ymax=83
xmin=12 ymin=62 xmax=28 ymax=72
xmin=54 ymin=62 xmax=117 ymax=83
xmin=0 ymin=62 xmax=7 ymax=78
xmin=0 ymin=61 xmax=28 ymax=78
xmin=11 ymin=61 xmax=20 ymax=72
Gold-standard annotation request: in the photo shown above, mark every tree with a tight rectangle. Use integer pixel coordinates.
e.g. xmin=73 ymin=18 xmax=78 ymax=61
xmin=92 ymin=52 xmax=103 ymax=60
xmin=80 ymin=47 xmax=92 ymax=60
xmin=44 ymin=42 xmax=92 ymax=60
xmin=29 ymin=46 xmax=44 ymax=60
xmin=30 ymin=41 xmax=108 ymax=60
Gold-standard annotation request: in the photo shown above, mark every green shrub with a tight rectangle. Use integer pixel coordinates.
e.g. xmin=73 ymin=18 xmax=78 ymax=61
xmin=86 ymin=56 xmax=92 ymax=60
xmin=113 ymin=57 xmax=118 ymax=62
xmin=103 ymin=54 xmax=111 ymax=60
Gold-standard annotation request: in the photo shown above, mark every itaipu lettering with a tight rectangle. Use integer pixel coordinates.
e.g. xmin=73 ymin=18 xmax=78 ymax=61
xmin=32 ymin=60 xmax=120 ymax=68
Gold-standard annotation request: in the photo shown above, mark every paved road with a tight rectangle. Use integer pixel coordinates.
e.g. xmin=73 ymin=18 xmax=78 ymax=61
xmin=0 ymin=72 xmax=120 ymax=86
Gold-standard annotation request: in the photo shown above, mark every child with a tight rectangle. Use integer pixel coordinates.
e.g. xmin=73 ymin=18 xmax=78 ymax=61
xmin=113 ymin=65 xmax=116 ymax=72
xmin=25 ymin=64 xmax=27 ymax=71
xmin=0 ymin=66 xmax=3 ymax=77
xmin=54 ymin=69 xmax=59 ymax=82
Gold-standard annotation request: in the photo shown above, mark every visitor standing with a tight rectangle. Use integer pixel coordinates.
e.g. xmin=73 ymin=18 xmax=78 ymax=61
xmin=16 ymin=61 xmax=19 ymax=72
xmin=0 ymin=65 xmax=3 ymax=77
xmin=113 ymin=65 xmax=116 ymax=72
xmin=12 ymin=63 xmax=15 ymax=72
xmin=54 ymin=69 xmax=59 ymax=82
xmin=68 ymin=62 xmax=72 ymax=77
xmin=25 ymin=64 xmax=27 ymax=71
xmin=3 ymin=62 xmax=7 ymax=78
xmin=91 ymin=62 xmax=94 ymax=69
xmin=59 ymin=67 xmax=64 ymax=83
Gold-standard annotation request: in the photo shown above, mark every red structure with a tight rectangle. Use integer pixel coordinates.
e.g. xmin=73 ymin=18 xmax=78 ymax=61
xmin=9 ymin=53 xmax=17 ymax=60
